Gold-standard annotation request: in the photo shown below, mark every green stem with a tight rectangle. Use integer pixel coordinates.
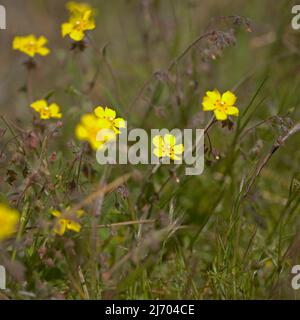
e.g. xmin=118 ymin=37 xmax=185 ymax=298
xmin=11 ymin=202 xmax=30 ymax=261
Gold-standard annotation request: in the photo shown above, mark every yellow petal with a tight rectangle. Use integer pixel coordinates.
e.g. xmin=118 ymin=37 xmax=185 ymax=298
xmin=153 ymin=135 xmax=164 ymax=147
xmin=37 ymin=47 xmax=50 ymax=56
xmin=206 ymin=89 xmax=221 ymax=101
xmin=31 ymin=100 xmax=47 ymax=112
xmin=214 ymin=109 xmax=227 ymax=121
xmin=81 ymin=114 xmax=97 ymax=126
xmin=222 ymin=91 xmax=237 ymax=106
xmin=226 ymin=106 xmax=239 ymax=116
xmin=0 ymin=204 xmax=20 ymax=240
xmin=83 ymin=10 xmax=92 ymax=22
xmin=202 ymin=96 xmax=216 ymax=111
xmin=86 ymin=20 xmax=96 ymax=31
xmin=27 ymin=51 xmax=36 ymax=58
xmin=94 ymin=106 xmax=105 ymax=118
xmin=90 ymin=139 xmax=104 ymax=150
xmin=12 ymin=37 xmax=23 ymax=49
xmin=104 ymin=107 xmax=116 ymax=119
xmin=153 ymin=147 xmax=164 ymax=158
xmin=26 ymin=35 xmax=36 ymax=42
xmin=54 ymin=113 xmax=62 ymax=119
xmin=62 ymin=23 xmax=73 ymax=37
xmin=49 ymin=103 xmax=62 ymax=118
xmin=97 ymin=128 xmax=116 ymax=142
xmin=98 ymin=118 xmax=112 ymax=129
xmin=66 ymin=1 xmax=90 ymax=12
xmin=54 ymin=219 xmax=66 ymax=235
xmin=66 ymin=1 xmax=79 ymax=11
xmin=37 ymin=36 xmax=48 ymax=46
xmin=173 ymin=144 xmax=184 ymax=154
xmin=70 ymin=30 xmax=85 ymax=41
xmin=171 ymin=153 xmax=181 ymax=161
xmin=75 ymin=125 xmax=88 ymax=140
xmin=51 ymin=210 xmax=62 ymax=218
xmin=164 ymin=134 xmax=176 ymax=147
xmin=113 ymin=118 xmax=126 ymax=128
xmin=66 ymin=219 xmax=81 ymax=233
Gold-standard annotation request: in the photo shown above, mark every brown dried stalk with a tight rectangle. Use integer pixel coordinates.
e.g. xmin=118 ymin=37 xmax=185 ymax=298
xmin=62 ymin=173 xmax=131 ymax=218
xmin=243 ymin=122 xmax=300 ymax=198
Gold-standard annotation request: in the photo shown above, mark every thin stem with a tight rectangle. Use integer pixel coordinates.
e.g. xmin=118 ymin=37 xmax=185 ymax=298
xmin=11 ymin=202 xmax=30 ymax=261
xmin=168 ymin=31 xmax=213 ymax=71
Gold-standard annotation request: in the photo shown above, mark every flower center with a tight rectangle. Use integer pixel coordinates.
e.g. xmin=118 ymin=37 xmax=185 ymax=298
xmin=25 ymin=41 xmax=37 ymax=52
xmin=216 ymin=100 xmax=228 ymax=112
xmin=74 ymin=20 xmax=85 ymax=30
xmin=165 ymin=145 xmax=174 ymax=154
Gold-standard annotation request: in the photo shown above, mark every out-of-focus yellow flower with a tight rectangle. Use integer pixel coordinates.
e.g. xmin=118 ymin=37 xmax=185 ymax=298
xmin=153 ymin=134 xmax=184 ymax=161
xmin=51 ymin=208 xmax=84 ymax=236
xmin=202 ymin=89 xmax=239 ymax=121
xmin=66 ymin=1 xmax=93 ymax=15
xmin=94 ymin=106 xmax=126 ymax=134
xmin=0 ymin=204 xmax=20 ymax=241
xmin=75 ymin=113 xmax=117 ymax=150
xmin=13 ymin=35 xmax=50 ymax=57
xmin=62 ymin=9 xmax=95 ymax=41
xmin=30 ymin=100 xmax=62 ymax=120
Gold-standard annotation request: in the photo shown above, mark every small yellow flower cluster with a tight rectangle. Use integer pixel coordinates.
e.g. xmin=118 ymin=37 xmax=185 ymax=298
xmin=152 ymin=89 xmax=239 ymax=160
xmin=62 ymin=2 xmax=96 ymax=41
xmin=12 ymin=2 xmax=96 ymax=59
xmin=10 ymin=2 xmax=242 ymax=238
xmin=30 ymin=100 xmax=62 ymax=120
xmin=12 ymin=35 xmax=50 ymax=57
xmin=76 ymin=107 xmax=126 ymax=150
xmin=0 ymin=204 xmax=20 ymax=241
xmin=51 ymin=208 xmax=84 ymax=236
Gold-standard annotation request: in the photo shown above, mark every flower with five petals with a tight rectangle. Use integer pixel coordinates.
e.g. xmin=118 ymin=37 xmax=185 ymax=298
xmin=202 ymin=89 xmax=239 ymax=121
xmin=13 ymin=35 xmax=50 ymax=57
xmin=153 ymin=134 xmax=184 ymax=161
xmin=62 ymin=9 xmax=95 ymax=41
xmin=51 ymin=208 xmax=84 ymax=236
xmin=30 ymin=100 xmax=62 ymax=120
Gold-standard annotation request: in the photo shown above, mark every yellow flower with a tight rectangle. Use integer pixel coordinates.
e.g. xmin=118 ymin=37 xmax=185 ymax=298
xmin=66 ymin=1 xmax=93 ymax=14
xmin=153 ymin=134 xmax=184 ymax=161
xmin=75 ymin=113 xmax=117 ymax=150
xmin=62 ymin=9 xmax=95 ymax=41
xmin=202 ymin=89 xmax=239 ymax=121
xmin=13 ymin=35 xmax=50 ymax=57
xmin=51 ymin=208 xmax=84 ymax=236
xmin=94 ymin=106 xmax=126 ymax=134
xmin=0 ymin=204 xmax=20 ymax=241
xmin=30 ymin=100 xmax=62 ymax=120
